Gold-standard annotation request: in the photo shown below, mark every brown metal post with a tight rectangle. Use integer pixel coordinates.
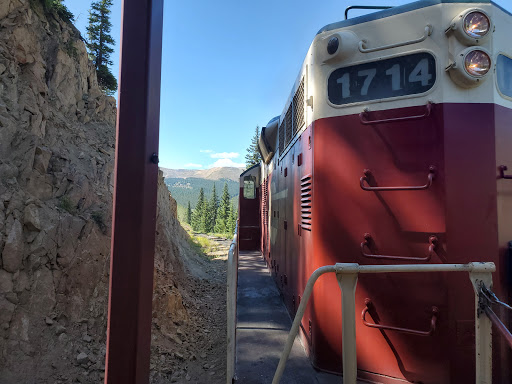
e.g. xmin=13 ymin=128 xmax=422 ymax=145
xmin=104 ymin=0 xmax=164 ymax=383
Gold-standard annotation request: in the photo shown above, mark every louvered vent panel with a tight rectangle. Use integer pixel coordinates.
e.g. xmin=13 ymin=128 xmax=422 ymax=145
xmin=263 ymin=179 xmax=269 ymax=230
xmin=300 ymin=174 xmax=312 ymax=231
xmin=285 ymin=105 xmax=293 ymax=146
xmin=293 ymin=77 xmax=305 ymax=134
xmin=278 ymin=121 xmax=285 ymax=155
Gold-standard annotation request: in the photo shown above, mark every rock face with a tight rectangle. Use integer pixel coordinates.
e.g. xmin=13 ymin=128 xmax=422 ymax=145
xmin=0 ymin=2 xmax=204 ymax=383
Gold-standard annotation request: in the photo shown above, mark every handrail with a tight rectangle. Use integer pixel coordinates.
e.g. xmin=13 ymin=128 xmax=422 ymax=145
xmin=362 ymin=299 xmax=438 ymax=336
xmin=359 ymin=25 xmax=432 ymax=53
xmin=271 ymin=265 xmax=338 ymax=384
xmin=272 ymin=262 xmax=495 ymax=384
xmin=361 ymin=233 xmax=438 ymax=261
xmin=226 ymin=221 xmax=239 ymax=384
xmin=344 ymin=5 xmax=392 ymax=20
xmin=359 ymin=102 xmax=432 ymax=125
xmin=360 ymin=166 xmax=436 ymax=192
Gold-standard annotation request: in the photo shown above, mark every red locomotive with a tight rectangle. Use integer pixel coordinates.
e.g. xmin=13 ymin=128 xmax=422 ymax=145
xmin=238 ymin=1 xmax=512 ymax=383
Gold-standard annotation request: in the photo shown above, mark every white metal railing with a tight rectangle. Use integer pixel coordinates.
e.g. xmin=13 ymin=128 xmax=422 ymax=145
xmin=272 ymin=262 xmax=496 ymax=384
xmin=226 ymin=222 xmax=239 ymax=384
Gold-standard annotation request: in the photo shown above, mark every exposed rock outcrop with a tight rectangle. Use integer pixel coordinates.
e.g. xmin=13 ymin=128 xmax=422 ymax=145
xmin=0 ymin=1 xmax=115 ymax=381
xmin=0 ymin=2 xmax=227 ymax=383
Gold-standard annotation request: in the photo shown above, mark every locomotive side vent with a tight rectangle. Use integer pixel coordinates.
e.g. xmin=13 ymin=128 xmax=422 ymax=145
xmin=293 ymin=77 xmax=305 ymax=134
xmin=263 ymin=180 xmax=269 ymax=230
xmin=278 ymin=121 xmax=285 ymax=155
xmin=285 ymin=105 xmax=293 ymax=146
xmin=279 ymin=76 xmax=305 ymax=157
xmin=301 ymin=174 xmax=312 ymax=231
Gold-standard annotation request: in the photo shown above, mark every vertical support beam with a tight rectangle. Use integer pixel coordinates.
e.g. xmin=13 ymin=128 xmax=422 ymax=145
xmin=469 ymin=270 xmax=493 ymax=384
xmin=336 ymin=266 xmax=359 ymax=384
xmin=105 ymin=0 xmax=164 ymax=383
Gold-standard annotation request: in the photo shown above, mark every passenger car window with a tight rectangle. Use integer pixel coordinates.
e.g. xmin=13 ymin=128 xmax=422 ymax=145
xmin=497 ymin=54 xmax=512 ymax=99
xmin=243 ymin=176 xmax=256 ymax=199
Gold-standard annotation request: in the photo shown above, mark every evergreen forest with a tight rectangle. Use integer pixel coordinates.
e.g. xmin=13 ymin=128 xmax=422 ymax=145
xmin=185 ymin=182 xmax=238 ymax=236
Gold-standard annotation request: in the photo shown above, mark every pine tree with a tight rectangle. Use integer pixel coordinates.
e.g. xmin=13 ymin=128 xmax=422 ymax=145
xmin=186 ymin=201 xmax=192 ymax=225
xmin=245 ymin=126 xmax=262 ymax=169
xmin=39 ymin=0 xmax=74 ymax=22
xmin=205 ymin=184 xmax=219 ymax=233
xmin=228 ymin=203 xmax=238 ymax=235
xmin=86 ymin=0 xmax=117 ymax=95
xmin=214 ymin=182 xmax=231 ymax=234
xmin=192 ymin=188 xmax=206 ymax=232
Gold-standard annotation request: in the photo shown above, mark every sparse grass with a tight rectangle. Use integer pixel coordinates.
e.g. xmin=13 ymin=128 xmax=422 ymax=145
xmin=187 ymin=234 xmax=217 ymax=259
xmin=183 ymin=225 xmax=231 ymax=260
xmin=91 ymin=210 xmax=107 ymax=234
xmin=64 ymin=40 xmax=78 ymax=60
xmin=59 ymin=196 xmax=76 ymax=214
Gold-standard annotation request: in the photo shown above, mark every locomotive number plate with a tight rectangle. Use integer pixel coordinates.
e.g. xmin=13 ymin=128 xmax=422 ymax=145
xmin=328 ymin=52 xmax=436 ymax=105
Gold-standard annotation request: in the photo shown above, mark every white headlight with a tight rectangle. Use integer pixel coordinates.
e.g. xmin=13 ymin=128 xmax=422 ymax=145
xmin=464 ymin=50 xmax=491 ymax=77
xmin=464 ymin=11 xmax=490 ymax=39
xmin=447 ymin=8 xmax=492 ymax=45
xmin=447 ymin=47 xmax=492 ymax=88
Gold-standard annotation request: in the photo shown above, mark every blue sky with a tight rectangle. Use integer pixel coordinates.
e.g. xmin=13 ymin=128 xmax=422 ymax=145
xmin=67 ymin=0 xmax=510 ymax=169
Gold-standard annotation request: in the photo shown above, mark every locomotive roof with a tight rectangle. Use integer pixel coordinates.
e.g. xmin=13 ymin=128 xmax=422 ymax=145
xmin=317 ymin=0 xmax=510 ymax=35
xmin=239 ymin=163 xmax=260 ymax=178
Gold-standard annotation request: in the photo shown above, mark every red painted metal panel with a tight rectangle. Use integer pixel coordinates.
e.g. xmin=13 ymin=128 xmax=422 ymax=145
xmin=308 ymin=104 xmax=511 ymax=383
xmin=260 ymin=103 xmax=512 ymax=383
xmin=105 ymin=0 xmax=163 ymax=383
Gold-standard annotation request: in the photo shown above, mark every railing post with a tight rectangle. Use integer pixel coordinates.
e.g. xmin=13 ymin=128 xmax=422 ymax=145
xmin=468 ymin=263 xmax=494 ymax=384
xmin=336 ymin=264 xmax=359 ymax=384
xmin=226 ymin=225 xmax=239 ymax=384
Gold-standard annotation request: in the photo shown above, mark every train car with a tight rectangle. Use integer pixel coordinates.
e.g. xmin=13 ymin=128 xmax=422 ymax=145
xmin=238 ymin=0 xmax=512 ymax=383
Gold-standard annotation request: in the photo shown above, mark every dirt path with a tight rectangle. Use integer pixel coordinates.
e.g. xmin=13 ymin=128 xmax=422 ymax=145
xmin=150 ymin=233 xmax=230 ymax=384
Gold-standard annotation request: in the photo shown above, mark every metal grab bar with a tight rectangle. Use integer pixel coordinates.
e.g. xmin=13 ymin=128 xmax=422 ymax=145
xmin=360 ymin=166 xmax=436 ymax=191
xmin=359 ymin=25 xmax=433 ymax=53
xmin=362 ymin=299 xmax=439 ymax=336
xmin=359 ymin=102 xmax=432 ymax=125
xmin=498 ymin=165 xmax=512 ymax=179
xmin=345 ymin=5 xmax=393 ymax=20
xmin=272 ymin=262 xmax=495 ymax=384
xmin=361 ymin=234 xmax=438 ymax=261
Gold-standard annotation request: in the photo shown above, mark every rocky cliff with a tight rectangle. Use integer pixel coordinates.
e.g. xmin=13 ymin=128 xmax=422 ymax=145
xmin=0 ymin=2 xmax=226 ymax=383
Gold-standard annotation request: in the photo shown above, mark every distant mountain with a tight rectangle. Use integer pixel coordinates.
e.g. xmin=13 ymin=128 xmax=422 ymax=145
xmin=164 ymin=177 xmax=240 ymax=215
xmin=160 ymin=167 xmax=244 ymax=182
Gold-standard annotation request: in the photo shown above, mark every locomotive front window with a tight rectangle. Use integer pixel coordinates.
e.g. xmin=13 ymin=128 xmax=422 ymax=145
xmin=496 ymin=55 xmax=512 ymax=99
xmin=328 ymin=52 xmax=436 ymax=105
xmin=243 ymin=176 xmax=256 ymax=199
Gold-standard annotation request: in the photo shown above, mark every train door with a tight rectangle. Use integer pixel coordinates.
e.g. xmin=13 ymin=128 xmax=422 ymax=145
xmin=238 ymin=165 xmax=261 ymax=251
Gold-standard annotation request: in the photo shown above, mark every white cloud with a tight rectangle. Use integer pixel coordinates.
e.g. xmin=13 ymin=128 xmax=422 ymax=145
xmin=208 ymin=158 xmax=245 ymax=168
xmin=184 ymin=163 xmax=203 ymax=168
xmin=210 ymin=152 xmax=240 ymax=159
xmin=200 ymin=149 xmax=213 ymax=153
